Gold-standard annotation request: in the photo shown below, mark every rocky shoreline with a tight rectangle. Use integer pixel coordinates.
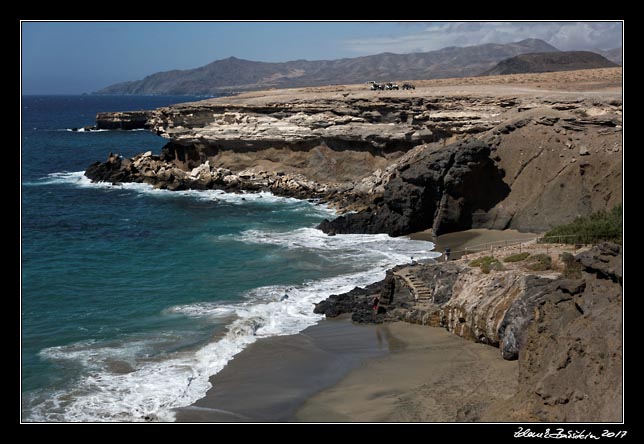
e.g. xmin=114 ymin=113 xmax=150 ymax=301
xmin=82 ymin=71 xmax=622 ymax=422
xmin=85 ymin=148 xmax=331 ymax=201
xmin=313 ymin=242 xmax=622 ymax=421
xmin=84 ymin=72 xmax=621 ymax=236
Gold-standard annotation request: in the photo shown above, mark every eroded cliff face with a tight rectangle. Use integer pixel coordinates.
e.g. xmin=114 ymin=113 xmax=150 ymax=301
xmin=318 ymin=140 xmax=511 ymax=236
xmin=86 ymin=78 xmax=622 ymax=422
xmin=314 ymin=243 xmax=622 ymax=421
xmin=317 ymin=101 xmax=622 ymax=235
xmin=87 ymin=82 xmax=622 ymax=235
xmin=315 ymin=253 xmax=560 ymax=360
xmin=484 ymin=243 xmax=623 ymax=422
xmin=480 ymin=106 xmax=622 ymax=233
xmin=146 ymin=95 xmax=504 ymax=149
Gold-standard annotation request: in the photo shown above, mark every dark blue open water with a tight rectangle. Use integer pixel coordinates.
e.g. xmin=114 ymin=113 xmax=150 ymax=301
xmin=21 ymin=95 xmax=438 ymax=421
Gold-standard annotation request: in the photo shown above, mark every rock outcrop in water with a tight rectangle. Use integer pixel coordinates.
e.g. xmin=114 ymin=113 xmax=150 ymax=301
xmin=96 ymin=111 xmax=152 ymax=130
xmin=85 ymin=148 xmax=329 ymax=199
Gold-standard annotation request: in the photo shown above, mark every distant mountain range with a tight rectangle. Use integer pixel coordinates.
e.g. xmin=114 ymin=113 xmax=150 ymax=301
xmin=593 ymin=47 xmax=622 ymax=65
xmin=95 ymin=39 xmax=621 ymax=95
xmin=480 ymin=51 xmax=618 ymax=76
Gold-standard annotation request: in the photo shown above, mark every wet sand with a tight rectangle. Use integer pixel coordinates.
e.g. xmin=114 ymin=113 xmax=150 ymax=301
xmin=295 ymin=322 xmax=518 ymax=422
xmin=409 ymin=228 xmax=538 ymax=260
xmin=175 ymin=229 xmax=528 ymax=423
xmin=175 ymin=318 xmax=517 ymax=422
xmin=174 ymin=317 xmax=391 ymax=422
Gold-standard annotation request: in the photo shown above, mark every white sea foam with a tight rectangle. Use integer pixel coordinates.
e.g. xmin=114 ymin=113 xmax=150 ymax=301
xmin=39 ymin=339 xmax=149 ymax=371
xmin=62 ymin=128 xmax=110 ymax=133
xmin=165 ymin=303 xmax=240 ymax=319
xmin=62 ymin=128 xmax=146 ymax=132
xmin=28 ymin=227 xmax=438 ymax=422
xmin=238 ymin=227 xmax=437 ymax=264
xmin=34 ymin=171 xmax=335 ymax=213
xmin=26 ymin=171 xmax=438 ymax=422
xmin=31 ymin=326 xmax=257 ymax=421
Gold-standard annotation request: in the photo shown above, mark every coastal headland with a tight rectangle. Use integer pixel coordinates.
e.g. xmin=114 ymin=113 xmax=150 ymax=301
xmin=85 ymin=67 xmax=622 ymax=422
xmin=87 ymin=67 xmax=621 ymax=236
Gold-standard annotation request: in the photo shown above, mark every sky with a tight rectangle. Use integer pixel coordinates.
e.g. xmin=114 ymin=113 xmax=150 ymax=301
xmin=21 ymin=21 xmax=623 ymax=95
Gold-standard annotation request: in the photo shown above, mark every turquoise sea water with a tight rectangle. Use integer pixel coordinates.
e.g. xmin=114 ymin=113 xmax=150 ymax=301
xmin=21 ymin=95 xmax=439 ymax=421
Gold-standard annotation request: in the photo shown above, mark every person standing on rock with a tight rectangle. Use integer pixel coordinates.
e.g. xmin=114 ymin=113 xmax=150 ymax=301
xmin=444 ymin=247 xmax=451 ymax=262
xmin=372 ymin=295 xmax=380 ymax=315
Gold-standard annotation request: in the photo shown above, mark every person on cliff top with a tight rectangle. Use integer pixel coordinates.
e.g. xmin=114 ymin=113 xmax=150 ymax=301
xmin=444 ymin=247 xmax=451 ymax=262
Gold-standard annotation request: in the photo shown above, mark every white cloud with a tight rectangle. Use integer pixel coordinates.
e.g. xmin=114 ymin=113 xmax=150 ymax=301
xmin=345 ymin=22 xmax=622 ymax=54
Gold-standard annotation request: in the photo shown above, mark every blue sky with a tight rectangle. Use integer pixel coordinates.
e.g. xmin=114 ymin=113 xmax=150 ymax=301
xmin=21 ymin=21 xmax=623 ymax=94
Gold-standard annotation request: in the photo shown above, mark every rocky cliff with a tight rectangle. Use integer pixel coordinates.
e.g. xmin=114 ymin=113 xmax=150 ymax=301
xmin=316 ymin=97 xmax=622 ymax=235
xmin=314 ymin=245 xmax=566 ymax=360
xmin=485 ymin=243 xmax=623 ymax=422
xmin=84 ymin=71 xmax=623 ymax=423
xmin=86 ymin=69 xmax=622 ymax=236
xmin=318 ymin=139 xmax=511 ymax=236
xmin=86 ymin=91 xmax=516 ymax=206
xmin=314 ymin=243 xmax=622 ymax=421
xmin=96 ymin=111 xmax=152 ymax=130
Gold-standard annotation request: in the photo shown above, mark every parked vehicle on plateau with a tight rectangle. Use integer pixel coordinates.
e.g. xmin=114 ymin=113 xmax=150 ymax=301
xmin=385 ymin=82 xmax=399 ymax=90
xmin=369 ymin=82 xmax=385 ymax=90
xmin=402 ymin=83 xmax=415 ymax=90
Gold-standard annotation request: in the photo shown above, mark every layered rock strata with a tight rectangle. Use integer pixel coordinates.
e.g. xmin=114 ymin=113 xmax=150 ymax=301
xmin=86 ymin=86 xmax=621 ymax=235
xmin=314 ymin=243 xmax=622 ymax=420
xmin=317 ymin=104 xmax=621 ymax=235
xmin=96 ymin=111 xmax=152 ymax=130
xmin=315 ymin=244 xmax=621 ymax=359
xmin=485 ymin=243 xmax=623 ymax=421
xmin=85 ymin=149 xmax=329 ymax=199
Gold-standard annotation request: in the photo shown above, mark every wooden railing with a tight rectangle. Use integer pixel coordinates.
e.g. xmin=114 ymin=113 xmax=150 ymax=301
xmin=420 ymin=233 xmax=621 ymax=261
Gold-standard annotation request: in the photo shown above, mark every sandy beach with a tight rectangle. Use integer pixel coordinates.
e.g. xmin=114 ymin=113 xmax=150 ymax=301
xmin=410 ymin=228 xmax=538 ymax=260
xmin=174 ymin=229 xmax=530 ymax=423
xmin=174 ymin=318 xmax=517 ymax=422
xmin=295 ymin=322 xmax=517 ymax=422
xmin=173 ymin=317 xmax=389 ymax=422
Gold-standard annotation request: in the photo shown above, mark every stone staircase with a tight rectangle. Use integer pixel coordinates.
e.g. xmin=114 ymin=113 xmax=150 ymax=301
xmin=394 ymin=267 xmax=433 ymax=301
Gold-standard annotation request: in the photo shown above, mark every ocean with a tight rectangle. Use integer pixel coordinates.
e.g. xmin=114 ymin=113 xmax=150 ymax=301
xmin=21 ymin=95 xmax=440 ymax=422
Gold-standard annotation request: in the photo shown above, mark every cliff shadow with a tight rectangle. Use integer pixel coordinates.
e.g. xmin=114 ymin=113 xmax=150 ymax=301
xmin=432 ymin=147 xmax=511 ymax=235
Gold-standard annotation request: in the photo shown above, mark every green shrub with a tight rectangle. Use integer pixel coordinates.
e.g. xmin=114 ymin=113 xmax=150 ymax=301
xmin=469 ymin=256 xmax=496 ymax=267
xmin=560 ymin=252 xmax=582 ymax=279
xmin=503 ymin=252 xmax=531 ymax=263
xmin=540 ymin=204 xmax=622 ymax=245
xmin=526 ymin=254 xmax=552 ymax=271
xmin=470 ymin=256 xmax=504 ymax=273
xmin=481 ymin=259 xmax=505 ymax=274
